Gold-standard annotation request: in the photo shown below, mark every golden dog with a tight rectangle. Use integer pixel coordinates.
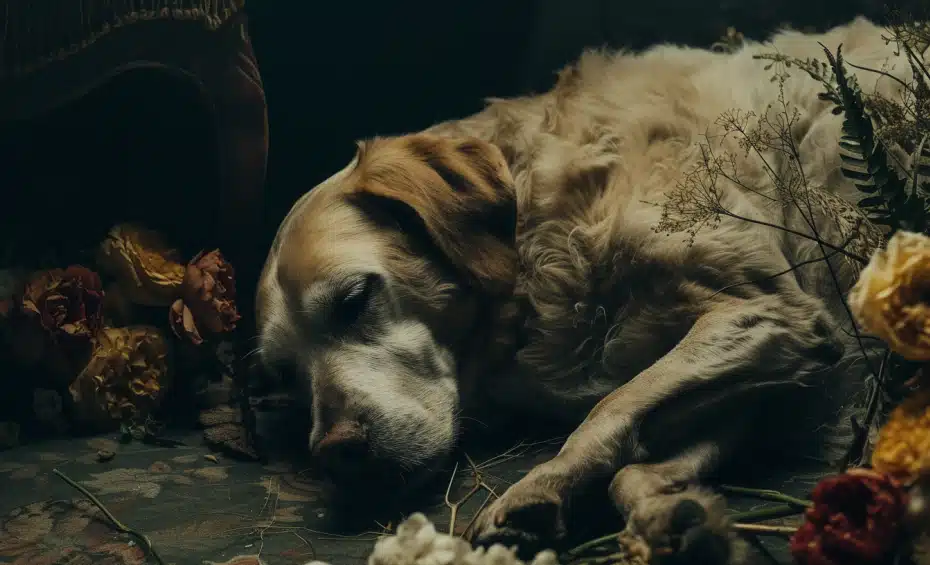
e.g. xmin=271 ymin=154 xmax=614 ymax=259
xmin=257 ymin=17 xmax=913 ymax=562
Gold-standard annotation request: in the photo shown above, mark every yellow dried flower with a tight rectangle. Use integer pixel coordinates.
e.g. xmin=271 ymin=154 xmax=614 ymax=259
xmin=849 ymin=231 xmax=930 ymax=361
xmin=871 ymin=390 xmax=930 ymax=483
xmin=69 ymin=326 xmax=170 ymax=429
xmin=96 ymin=224 xmax=185 ymax=307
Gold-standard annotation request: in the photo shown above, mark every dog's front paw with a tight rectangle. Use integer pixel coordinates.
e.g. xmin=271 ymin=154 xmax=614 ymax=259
xmin=468 ymin=473 xmax=568 ymax=558
xmin=623 ymin=487 xmax=741 ymax=565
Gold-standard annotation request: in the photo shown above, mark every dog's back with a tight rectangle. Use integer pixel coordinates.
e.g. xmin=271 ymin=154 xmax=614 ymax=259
xmin=427 ymin=17 xmax=905 ymax=459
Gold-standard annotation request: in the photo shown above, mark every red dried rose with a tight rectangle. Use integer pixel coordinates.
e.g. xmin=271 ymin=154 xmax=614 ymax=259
xmin=168 ymin=250 xmax=241 ymax=344
xmin=2 ymin=266 xmax=105 ymax=386
xmin=21 ymin=265 xmax=104 ymax=340
xmin=791 ymin=468 xmax=908 ymax=565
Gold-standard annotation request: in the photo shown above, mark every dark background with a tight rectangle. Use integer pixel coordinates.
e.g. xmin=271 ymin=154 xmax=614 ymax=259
xmin=0 ymin=0 xmax=922 ymax=277
xmin=246 ymin=0 xmax=917 ymax=235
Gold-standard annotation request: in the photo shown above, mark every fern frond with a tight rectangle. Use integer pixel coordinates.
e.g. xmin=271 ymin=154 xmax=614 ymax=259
xmin=822 ymin=44 xmax=925 ymax=233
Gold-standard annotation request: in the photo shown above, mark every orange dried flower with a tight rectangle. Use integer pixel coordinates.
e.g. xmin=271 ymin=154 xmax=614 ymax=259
xmin=849 ymin=231 xmax=930 ymax=361
xmin=168 ymin=249 xmax=241 ymax=345
xmin=69 ymin=326 xmax=170 ymax=429
xmin=97 ymin=224 xmax=185 ymax=307
xmin=871 ymin=390 xmax=930 ymax=483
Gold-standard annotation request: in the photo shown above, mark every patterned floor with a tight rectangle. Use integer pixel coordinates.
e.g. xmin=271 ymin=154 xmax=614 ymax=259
xmin=0 ymin=424 xmax=825 ymax=565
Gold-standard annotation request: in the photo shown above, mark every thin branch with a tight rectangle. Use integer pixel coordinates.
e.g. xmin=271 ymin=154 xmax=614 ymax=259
xmin=842 ymin=348 xmax=892 ymax=471
xmin=717 ymin=209 xmax=868 ymax=263
xmin=709 ymin=246 xmax=845 ymax=299
xmin=844 ymin=61 xmax=914 ymax=99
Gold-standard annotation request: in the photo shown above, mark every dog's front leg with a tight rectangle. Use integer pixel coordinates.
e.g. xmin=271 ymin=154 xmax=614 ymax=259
xmin=470 ymin=295 xmax=842 ymax=559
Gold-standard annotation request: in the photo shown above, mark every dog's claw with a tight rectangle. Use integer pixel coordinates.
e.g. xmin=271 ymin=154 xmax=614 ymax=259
xmin=468 ymin=478 xmax=566 ymax=559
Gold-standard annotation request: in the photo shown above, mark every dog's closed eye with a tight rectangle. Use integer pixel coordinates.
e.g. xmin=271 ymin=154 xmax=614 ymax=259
xmin=333 ymin=272 xmax=383 ymax=327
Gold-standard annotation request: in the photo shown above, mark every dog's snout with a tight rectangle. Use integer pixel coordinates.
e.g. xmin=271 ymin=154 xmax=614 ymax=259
xmin=312 ymin=420 xmax=370 ymax=482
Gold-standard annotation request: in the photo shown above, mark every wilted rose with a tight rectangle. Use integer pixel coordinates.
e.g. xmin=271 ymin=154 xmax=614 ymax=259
xmin=20 ymin=265 xmax=104 ymax=339
xmin=791 ymin=468 xmax=908 ymax=565
xmin=2 ymin=266 xmax=104 ymax=384
xmin=849 ymin=231 xmax=930 ymax=361
xmin=69 ymin=326 xmax=170 ymax=429
xmin=168 ymin=249 xmax=241 ymax=345
xmin=169 ymin=298 xmax=204 ymax=345
xmin=97 ymin=224 xmax=186 ymax=307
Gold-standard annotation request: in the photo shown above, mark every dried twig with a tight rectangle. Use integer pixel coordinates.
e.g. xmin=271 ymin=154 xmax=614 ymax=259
xmin=842 ymin=348 xmax=892 ymax=471
xmin=52 ymin=468 xmax=165 ymax=565
xmin=255 ymin=477 xmax=281 ymax=559
xmin=461 ymin=491 xmax=497 ymax=540
xmin=444 ymin=456 xmax=484 ymax=535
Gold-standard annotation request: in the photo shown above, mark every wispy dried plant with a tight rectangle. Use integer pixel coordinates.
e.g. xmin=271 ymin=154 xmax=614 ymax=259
xmin=655 ymin=16 xmax=930 ymax=469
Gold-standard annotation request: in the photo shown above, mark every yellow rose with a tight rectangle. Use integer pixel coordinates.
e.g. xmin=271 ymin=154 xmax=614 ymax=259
xmin=69 ymin=326 xmax=170 ymax=429
xmin=849 ymin=231 xmax=930 ymax=361
xmin=96 ymin=224 xmax=185 ymax=307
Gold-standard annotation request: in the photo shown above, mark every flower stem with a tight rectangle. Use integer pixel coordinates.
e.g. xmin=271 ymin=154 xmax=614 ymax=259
xmin=729 ymin=504 xmax=805 ymax=523
xmin=733 ymin=523 xmax=799 ymax=537
xmin=718 ymin=484 xmax=813 ymax=509
xmin=563 ymin=533 xmax=624 ymax=558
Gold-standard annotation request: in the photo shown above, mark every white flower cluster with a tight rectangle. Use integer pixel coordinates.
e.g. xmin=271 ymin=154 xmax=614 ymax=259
xmin=303 ymin=513 xmax=559 ymax=565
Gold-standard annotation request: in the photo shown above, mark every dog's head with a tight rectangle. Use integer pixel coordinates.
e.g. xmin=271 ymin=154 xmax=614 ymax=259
xmin=257 ymin=134 xmax=517 ymax=489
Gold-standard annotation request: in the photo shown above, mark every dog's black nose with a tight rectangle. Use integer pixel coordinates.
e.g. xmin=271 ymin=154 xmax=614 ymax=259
xmin=312 ymin=420 xmax=370 ymax=483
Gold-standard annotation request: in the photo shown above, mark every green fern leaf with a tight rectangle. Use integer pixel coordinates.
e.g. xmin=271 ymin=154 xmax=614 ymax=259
xmin=823 ymin=44 xmax=917 ymax=233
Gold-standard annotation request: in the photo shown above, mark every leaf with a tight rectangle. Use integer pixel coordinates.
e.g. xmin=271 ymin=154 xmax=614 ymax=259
xmin=858 ymin=195 xmax=886 ymax=208
xmin=824 ymin=43 xmax=913 ymax=234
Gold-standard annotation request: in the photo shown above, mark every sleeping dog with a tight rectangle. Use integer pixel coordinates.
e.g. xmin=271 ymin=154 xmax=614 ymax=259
xmin=256 ymin=17 xmax=911 ymax=562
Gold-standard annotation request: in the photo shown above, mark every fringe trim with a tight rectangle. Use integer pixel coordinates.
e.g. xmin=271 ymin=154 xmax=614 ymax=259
xmin=1 ymin=0 xmax=245 ymax=79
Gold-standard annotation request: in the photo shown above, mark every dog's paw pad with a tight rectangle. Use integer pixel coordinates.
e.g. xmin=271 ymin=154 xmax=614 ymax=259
xmin=668 ymin=499 xmax=708 ymax=535
xmin=679 ymin=524 xmax=731 ymax=564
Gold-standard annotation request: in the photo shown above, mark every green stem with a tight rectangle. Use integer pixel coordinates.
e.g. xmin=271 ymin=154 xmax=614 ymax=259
xmin=718 ymin=484 xmax=813 ymax=509
xmin=566 ymin=553 xmax=638 ymax=565
xmin=563 ymin=533 xmax=624 ymax=558
xmin=729 ymin=503 xmax=805 ymax=523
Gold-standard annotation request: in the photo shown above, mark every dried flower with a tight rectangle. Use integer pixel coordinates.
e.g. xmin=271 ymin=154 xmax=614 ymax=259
xmin=21 ymin=265 xmax=104 ymax=339
xmin=169 ymin=298 xmax=204 ymax=345
xmin=168 ymin=250 xmax=240 ymax=344
xmin=871 ymin=391 xmax=930 ymax=483
xmin=69 ymin=326 xmax=170 ymax=429
xmin=791 ymin=468 xmax=908 ymax=565
xmin=849 ymin=231 xmax=930 ymax=361
xmin=97 ymin=224 xmax=186 ymax=307
xmin=2 ymin=266 xmax=104 ymax=384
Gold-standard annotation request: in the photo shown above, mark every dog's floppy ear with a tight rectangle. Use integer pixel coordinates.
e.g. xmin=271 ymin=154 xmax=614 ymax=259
xmin=347 ymin=134 xmax=518 ymax=295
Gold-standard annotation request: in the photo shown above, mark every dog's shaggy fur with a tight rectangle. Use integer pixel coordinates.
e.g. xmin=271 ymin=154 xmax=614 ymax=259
xmin=258 ymin=17 xmax=918 ymax=563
